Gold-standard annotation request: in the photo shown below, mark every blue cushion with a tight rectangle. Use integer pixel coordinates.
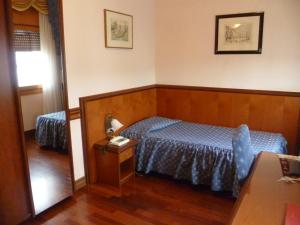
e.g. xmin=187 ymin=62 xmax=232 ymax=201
xmin=232 ymin=124 xmax=254 ymax=182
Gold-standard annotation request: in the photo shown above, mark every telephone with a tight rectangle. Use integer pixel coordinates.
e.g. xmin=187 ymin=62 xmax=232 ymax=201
xmin=109 ymin=136 xmax=130 ymax=147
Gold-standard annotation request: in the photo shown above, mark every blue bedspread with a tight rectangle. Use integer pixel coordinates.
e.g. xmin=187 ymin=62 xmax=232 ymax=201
xmin=35 ymin=111 xmax=67 ymax=151
xmin=121 ymin=117 xmax=287 ymax=194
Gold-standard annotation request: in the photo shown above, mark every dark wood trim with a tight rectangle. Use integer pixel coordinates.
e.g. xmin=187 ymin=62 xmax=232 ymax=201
xmin=19 ymin=85 xmax=43 ymax=96
xmin=74 ymin=176 xmax=87 ymax=191
xmin=215 ymin=12 xmax=264 ymax=54
xmin=79 ymin=98 xmax=90 ymax=184
xmin=80 ymin=84 xmax=156 ymax=102
xmin=296 ymin=109 xmax=300 ymax=156
xmin=58 ymin=0 xmax=75 ymax=195
xmin=80 ymin=84 xmax=300 ymax=102
xmin=3 ymin=0 xmax=34 ymax=221
xmin=77 ymin=84 xmax=300 ymax=117
xmin=24 ymin=129 xmax=35 ymax=136
xmin=69 ymin=107 xmax=80 ymax=120
xmin=6 ymin=0 xmax=75 ymax=219
xmin=156 ymin=84 xmax=300 ymax=97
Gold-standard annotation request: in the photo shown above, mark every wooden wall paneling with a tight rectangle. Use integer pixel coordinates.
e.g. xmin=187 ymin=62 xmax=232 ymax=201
xmin=248 ymin=95 xmax=284 ymax=132
xmin=282 ymin=97 xmax=300 ymax=155
xmin=204 ymin=92 xmax=219 ymax=125
xmin=171 ymin=89 xmax=192 ymax=121
xmin=0 ymin=0 xmax=32 ymax=224
xmin=156 ymin=87 xmax=300 ymax=155
xmin=248 ymin=95 xmax=269 ymax=130
xmin=156 ymin=84 xmax=300 ymax=97
xmin=216 ymin=92 xmax=233 ymax=127
xmin=230 ymin=94 xmax=251 ymax=127
xmin=80 ymin=88 xmax=157 ymax=184
xmin=69 ymin=107 xmax=81 ymax=120
xmin=190 ymin=91 xmax=217 ymax=124
xmin=58 ymin=0 xmax=76 ymax=194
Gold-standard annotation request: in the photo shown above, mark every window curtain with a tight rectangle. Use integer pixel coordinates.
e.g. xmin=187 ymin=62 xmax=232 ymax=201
xmin=48 ymin=0 xmax=61 ymax=54
xmin=39 ymin=13 xmax=63 ymax=114
xmin=12 ymin=0 xmax=48 ymax=14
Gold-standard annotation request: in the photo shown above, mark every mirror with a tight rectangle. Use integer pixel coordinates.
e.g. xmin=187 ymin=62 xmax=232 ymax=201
xmin=11 ymin=0 xmax=73 ymax=215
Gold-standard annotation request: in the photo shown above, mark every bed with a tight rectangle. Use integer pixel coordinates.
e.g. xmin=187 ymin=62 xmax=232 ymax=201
xmin=121 ymin=116 xmax=287 ymax=195
xmin=35 ymin=111 xmax=67 ymax=152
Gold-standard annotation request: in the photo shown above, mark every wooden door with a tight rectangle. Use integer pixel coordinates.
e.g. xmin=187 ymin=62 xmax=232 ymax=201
xmin=0 ymin=0 xmax=32 ymax=224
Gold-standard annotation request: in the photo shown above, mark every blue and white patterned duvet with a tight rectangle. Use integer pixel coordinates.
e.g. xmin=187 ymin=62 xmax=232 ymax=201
xmin=121 ymin=117 xmax=287 ymax=194
xmin=35 ymin=111 xmax=67 ymax=151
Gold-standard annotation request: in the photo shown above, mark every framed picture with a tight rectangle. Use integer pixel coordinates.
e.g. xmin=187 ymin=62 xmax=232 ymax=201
xmin=215 ymin=12 xmax=264 ymax=54
xmin=104 ymin=9 xmax=133 ymax=49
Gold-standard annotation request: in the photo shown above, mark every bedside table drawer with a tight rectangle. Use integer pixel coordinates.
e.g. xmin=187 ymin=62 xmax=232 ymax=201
xmin=119 ymin=148 xmax=133 ymax=163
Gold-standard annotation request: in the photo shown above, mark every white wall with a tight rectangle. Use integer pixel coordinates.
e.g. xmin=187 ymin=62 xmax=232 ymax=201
xmin=155 ymin=0 xmax=300 ymax=92
xmin=63 ymin=0 xmax=156 ymax=109
xmin=21 ymin=94 xmax=43 ymax=131
xmin=69 ymin=120 xmax=84 ymax=180
xmin=62 ymin=0 xmax=156 ymax=180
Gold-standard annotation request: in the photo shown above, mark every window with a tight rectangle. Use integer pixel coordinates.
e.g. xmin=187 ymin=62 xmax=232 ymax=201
xmin=15 ymin=51 xmax=45 ymax=87
xmin=13 ymin=29 xmax=44 ymax=87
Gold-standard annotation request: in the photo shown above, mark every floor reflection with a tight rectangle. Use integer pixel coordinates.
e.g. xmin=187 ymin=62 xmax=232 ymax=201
xmin=25 ymin=132 xmax=72 ymax=215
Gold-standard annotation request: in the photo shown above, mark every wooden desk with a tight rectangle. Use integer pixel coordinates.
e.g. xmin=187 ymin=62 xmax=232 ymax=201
xmin=229 ymin=152 xmax=300 ymax=225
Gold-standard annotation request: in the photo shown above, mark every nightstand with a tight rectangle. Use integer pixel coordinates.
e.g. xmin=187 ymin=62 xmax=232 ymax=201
xmin=94 ymin=139 xmax=137 ymax=188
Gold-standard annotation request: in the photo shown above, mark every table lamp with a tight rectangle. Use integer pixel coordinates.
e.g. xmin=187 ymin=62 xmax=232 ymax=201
xmin=105 ymin=114 xmax=123 ymax=139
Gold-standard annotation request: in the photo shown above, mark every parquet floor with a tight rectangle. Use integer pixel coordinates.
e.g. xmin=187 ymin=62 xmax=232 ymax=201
xmin=25 ymin=174 xmax=235 ymax=225
xmin=25 ymin=133 xmax=72 ymax=215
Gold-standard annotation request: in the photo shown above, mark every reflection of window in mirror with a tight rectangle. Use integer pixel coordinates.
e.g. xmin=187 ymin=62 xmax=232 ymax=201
xmin=12 ymin=8 xmax=42 ymax=88
xmin=15 ymin=50 xmax=44 ymax=87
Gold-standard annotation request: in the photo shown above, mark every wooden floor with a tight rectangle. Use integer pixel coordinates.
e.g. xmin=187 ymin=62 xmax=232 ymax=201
xmin=25 ymin=175 xmax=235 ymax=225
xmin=25 ymin=133 xmax=72 ymax=215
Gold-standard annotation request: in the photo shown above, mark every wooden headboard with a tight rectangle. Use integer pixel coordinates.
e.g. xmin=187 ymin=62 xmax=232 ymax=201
xmin=80 ymin=84 xmax=300 ymax=184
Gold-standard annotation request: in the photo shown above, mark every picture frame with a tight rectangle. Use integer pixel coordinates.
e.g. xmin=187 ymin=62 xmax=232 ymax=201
xmin=215 ymin=12 xmax=264 ymax=54
xmin=104 ymin=9 xmax=133 ymax=49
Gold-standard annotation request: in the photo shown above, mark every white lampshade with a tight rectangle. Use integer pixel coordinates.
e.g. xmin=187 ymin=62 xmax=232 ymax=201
xmin=110 ymin=118 xmax=123 ymax=132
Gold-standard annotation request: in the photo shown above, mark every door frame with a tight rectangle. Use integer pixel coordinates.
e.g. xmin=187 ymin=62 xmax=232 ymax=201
xmin=5 ymin=0 xmax=75 ymax=217
xmin=1 ymin=0 xmax=33 ymax=223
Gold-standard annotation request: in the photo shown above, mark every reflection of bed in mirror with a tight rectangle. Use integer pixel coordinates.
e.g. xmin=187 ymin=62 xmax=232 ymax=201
xmin=35 ymin=111 xmax=67 ymax=151
xmin=27 ymin=110 xmax=71 ymax=215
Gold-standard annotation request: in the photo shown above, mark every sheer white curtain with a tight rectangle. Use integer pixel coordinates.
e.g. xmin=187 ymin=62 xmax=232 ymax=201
xmin=39 ymin=13 xmax=63 ymax=114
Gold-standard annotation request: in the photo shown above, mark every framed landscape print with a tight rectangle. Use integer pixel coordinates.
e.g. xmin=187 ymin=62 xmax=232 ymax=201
xmin=104 ymin=9 xmax=133 ymax=49
xmin=215 ymin=12 xmax=264 ymax=54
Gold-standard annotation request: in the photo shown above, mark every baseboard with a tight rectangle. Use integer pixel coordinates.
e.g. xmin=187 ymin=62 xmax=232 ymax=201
xmin=75 ymin=176 xmax=87 ymax=191
xmin=24 ymin=129 xmax=35 ymax=136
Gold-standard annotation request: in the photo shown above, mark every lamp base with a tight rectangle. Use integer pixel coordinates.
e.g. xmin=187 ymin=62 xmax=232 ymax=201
xmin=106 ymin=129 xmax=114 ymax=140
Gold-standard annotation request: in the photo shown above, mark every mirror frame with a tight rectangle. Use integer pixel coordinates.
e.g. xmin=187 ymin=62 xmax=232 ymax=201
xmin=6 ymin=0 xmax=75 ymax=217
